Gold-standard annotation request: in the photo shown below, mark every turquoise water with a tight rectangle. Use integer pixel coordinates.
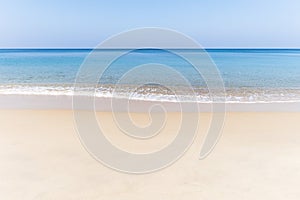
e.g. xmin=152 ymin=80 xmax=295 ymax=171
xmin=0 ymin=49 xmax=300 ymax=102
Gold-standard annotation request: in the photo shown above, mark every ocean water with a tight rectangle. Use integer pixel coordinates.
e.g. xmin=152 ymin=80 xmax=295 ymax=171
xmin=0 ymin=49 xmax=300 ymax=103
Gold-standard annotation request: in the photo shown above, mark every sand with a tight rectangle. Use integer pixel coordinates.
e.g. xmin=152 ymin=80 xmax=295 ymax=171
xmin=0 ymin=110 xmax=300 ymax=199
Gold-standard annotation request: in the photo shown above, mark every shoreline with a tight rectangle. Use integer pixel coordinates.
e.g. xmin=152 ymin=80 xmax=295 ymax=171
xmin=1 ymin=94 xmax=300 ymax=112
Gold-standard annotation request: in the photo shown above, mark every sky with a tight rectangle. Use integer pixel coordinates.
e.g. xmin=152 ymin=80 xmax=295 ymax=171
xmin=0 ymin=0 xmax=300 ymax=48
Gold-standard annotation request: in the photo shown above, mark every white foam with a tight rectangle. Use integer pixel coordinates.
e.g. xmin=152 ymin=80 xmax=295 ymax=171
xmin=1 ymin=84 xmax=300 ymax=103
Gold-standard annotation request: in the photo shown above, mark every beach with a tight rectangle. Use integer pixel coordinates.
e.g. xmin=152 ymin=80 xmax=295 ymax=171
xmin=1 ymin=0 xmax=300 ymax=198
xmin=1 ymin=49 xmax=300 ymax=199
xmin=1 ymin=109 xmax=300 ymax=199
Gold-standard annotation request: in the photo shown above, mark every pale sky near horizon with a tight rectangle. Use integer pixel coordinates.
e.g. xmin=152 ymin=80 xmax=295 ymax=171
xmin=0 ymin=0 xmax=300 ymax=48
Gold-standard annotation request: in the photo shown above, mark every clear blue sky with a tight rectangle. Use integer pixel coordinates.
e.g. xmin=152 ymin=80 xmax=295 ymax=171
xmin=1 ymin=0 xmax=300 ymax=48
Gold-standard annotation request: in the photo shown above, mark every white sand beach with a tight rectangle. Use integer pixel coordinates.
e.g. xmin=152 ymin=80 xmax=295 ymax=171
xmin=0 ymin=110 xmax=300 ymax=199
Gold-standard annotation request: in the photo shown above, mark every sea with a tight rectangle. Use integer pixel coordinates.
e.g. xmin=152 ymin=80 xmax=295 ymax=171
xmin=0 ymin=49 xmax=300 ymax=103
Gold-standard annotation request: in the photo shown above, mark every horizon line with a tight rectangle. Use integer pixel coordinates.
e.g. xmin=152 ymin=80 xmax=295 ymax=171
xmin=1 ymin=47 xmax=300 ymax=50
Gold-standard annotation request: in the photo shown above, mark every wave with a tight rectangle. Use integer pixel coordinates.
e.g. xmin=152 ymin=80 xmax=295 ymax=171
xmin=1 ymin=84 xmax=300 ymax=103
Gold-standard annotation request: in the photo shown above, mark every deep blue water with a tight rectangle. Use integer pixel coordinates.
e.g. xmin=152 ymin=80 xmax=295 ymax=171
xmin=1 ymin=49 xmax=300 ymax=87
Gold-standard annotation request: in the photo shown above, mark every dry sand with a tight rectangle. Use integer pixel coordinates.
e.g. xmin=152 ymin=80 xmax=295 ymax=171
xmin=0 ymin=110 xmax=300 ymax=199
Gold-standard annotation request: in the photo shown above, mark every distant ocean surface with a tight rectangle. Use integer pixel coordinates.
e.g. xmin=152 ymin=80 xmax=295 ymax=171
xmin=0 ymin=49 xmax=300 ymax=103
